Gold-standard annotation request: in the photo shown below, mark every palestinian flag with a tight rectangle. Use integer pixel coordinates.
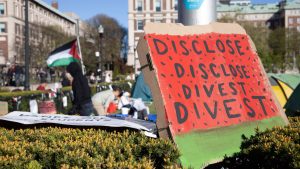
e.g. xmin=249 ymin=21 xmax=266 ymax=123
xmin=47 ymin=39 xmax=81 ymax=67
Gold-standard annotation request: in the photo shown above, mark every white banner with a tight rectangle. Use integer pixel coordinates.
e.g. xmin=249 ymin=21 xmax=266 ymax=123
xmin=0 ymin=112 xmax=150 ymax=132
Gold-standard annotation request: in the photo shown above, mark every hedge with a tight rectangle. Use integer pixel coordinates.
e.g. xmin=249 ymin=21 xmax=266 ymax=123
xmin=0 ymin=128 xmax=180 ymax=169
xmin=207 ymin=117 xmax=300 ymax=169
xmin=0 ymin=81 xmax=133 ymax=113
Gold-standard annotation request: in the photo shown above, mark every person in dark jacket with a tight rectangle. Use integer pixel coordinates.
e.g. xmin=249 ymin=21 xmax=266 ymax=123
xmin=66 ymin=62 xmax=95 ymax=116
xmin=61 ymin=71 xmax=71 ymax=87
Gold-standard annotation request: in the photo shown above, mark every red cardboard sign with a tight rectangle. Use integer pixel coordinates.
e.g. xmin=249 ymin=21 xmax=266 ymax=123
xmin=145 ymin=33 xmax=279 ymax=135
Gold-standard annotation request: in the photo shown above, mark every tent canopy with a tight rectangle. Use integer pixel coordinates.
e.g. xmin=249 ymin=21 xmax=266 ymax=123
xmin=268 ymin=73 xmax=300 ymax=89
xmin=269 ymin=76 xmax=294 ymax=108
xmin=131 ymin=73 xmax=152 ymax=102
xmin=285 ymin=83 xmax=300 ymax=116
xmin=267 ymin=74 xmax=300 ymax=108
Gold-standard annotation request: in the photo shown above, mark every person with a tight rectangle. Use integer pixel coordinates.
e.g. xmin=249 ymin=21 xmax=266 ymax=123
xmin=129 ymin=98 xmax=149 ymax=120
xmin=15 ymin=64 xmax=23 ymax=86
xmin=36 ymin=83 xmax=47 ymax=91
xmin=92 ymin=86 xmax=121 ymax=115
xmin=66 ymin=62 xmax=95 ymax=116
xmin=117 ymin=91 xmax=131 ymax=115
xmin=38 ymin=68 xmax=46 ymax=83
xmin=61 ymin=71 xmax=71 ymax=87
xmin=49 ymin=68 xmax=56 ymax=82
xmin=105 ymin=73 xmax=112 ymax=83
xmin=117 ymin=91 xmax=149 ymax=120
xmin=89 ymin=72 xmax=96 ymax=84
xmin=7 ymin=65 xmax=15 ymax=86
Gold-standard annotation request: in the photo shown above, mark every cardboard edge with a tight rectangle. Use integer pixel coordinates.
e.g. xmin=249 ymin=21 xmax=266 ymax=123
xmin=246 ymin=36 xmax=289 ymax=125
xmin=144 ymin=22 xmax=247 ymax=35
xmin=136 ymin=36 xmax=171 ymax=139
xmin=245 ymin=33 xmax=289 ymax=125
xmin=139 ymin=22 xmax=289 ymax=139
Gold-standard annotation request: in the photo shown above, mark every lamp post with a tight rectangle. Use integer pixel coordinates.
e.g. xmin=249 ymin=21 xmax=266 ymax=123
xmin=24 ymin=0 xmax=30 ymax=90
xmin=178 ymin=0 xmax=216 ymax=26
xmin=98 ymin=25 xmax=104 ymax=82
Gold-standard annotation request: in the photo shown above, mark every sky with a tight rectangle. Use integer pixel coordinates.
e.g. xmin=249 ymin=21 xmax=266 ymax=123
xmin=44 ymin=0 xmax=280 ymax=28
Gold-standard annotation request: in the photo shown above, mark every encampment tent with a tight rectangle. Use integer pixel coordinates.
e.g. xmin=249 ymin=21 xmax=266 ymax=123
xmin=131 ymin=73 xmax=152 ymax=102
xmin=269 ymin=76 xmax=294 ymax=107
xmin=268 ymin=73 xmax=300 ymax=89
xmin=285 ymin=84 xmax=300 ymax=116
xmin=267 ymin=74 xmax=300 ymax=108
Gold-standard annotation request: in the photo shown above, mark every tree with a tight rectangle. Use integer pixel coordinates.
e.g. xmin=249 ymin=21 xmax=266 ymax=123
xmin=268 ymin=28 xmax=287 ymax=72
xmin=218 ymin=15 xmax=300 ymax=73
xmin=29 ymin=24 xmax=74 ymax=68
xmin=286 ymin=28 xmax=300 ymax=71
xmin=218 ymin=16 xmax=275 ymax=72
xmin=217 ymin=14 xmax=236 ymax=23
xmin=83 ymin=14 xmax=128 ymax=76
xmin=241 ymin=23 xmax=274 ymax=72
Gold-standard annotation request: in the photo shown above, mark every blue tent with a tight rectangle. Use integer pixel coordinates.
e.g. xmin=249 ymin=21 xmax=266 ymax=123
xmin=131 ymin=73 xmax=152 ymax=102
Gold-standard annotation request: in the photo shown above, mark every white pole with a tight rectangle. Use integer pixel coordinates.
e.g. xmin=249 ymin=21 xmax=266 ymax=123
xmin=76 ymin=19 xmax=85 ymax=74
xmin=178 ymin=0 xmax=216 ymax=26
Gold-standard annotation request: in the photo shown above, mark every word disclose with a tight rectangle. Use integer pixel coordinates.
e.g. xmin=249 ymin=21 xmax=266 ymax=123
xmin=146 ymin=33 xmax=278 ymax=134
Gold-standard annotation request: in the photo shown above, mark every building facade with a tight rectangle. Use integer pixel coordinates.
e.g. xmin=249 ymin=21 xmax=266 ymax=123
xmin=128 ymin=0 xmax=179 ymax=68
xmin=228 ymin=0 xmax=251 ymax=5
xmin=281 ymin=0 xmax=300 ymax=31
xmin=128 ymin=0 xmax=300 ymax=71
xmin=0 ymin=0 xmax=76 ymax=65
xmin=217 ymin=3 xmax=282 ymax=29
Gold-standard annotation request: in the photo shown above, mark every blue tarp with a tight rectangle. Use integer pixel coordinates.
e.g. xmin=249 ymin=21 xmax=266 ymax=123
xmin=131 ymin=73 xmax=152 ymax=102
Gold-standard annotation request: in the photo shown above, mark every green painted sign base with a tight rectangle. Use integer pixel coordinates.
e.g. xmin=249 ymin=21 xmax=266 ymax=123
xmin=175 ymin=116 xmax=286 ymax=168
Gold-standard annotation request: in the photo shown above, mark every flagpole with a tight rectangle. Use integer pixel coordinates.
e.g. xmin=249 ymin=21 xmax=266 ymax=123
xmin=76 ymin=19 xmax=85 ymax=74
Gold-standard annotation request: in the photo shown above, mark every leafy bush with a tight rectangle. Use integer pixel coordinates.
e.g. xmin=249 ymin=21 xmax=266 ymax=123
xmin=211 ymin=117 xmax=300 ymax=169
xmin=0 ymin=128 xmax=180 ymax=169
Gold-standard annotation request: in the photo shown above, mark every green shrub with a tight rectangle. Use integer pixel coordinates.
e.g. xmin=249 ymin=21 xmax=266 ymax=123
xmin=213 ymin=117 xmax=300 ymax=169
xmin=0 ymin=128 xmax=180 ymax=169
xmin=0 ymin=88 xmax=10 ymax=93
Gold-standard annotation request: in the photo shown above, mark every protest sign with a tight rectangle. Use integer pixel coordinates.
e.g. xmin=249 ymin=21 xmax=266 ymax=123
xmin=137 ymin=22 xmax=288 ymax=168
xmin=0 ymin=112 xmax=157 ymax=137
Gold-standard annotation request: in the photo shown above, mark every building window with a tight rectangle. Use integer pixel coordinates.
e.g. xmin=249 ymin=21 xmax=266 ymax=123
xmin=137 ymin=0 xmax=143 ymax=11
xmin=0 ymin=23 xmax=6 ymax=33
xmin=0 ymin=3 xmax=5 ymax=15
xmin=15 ymin=24 xmax=20 ymax=35
xmin=297 ymin=18 xmax=300 ymax=23
xmin=15 ymin=5 xmax=19 ymax=17
xmin=289 ymin=18 xmax=294 ymax=24
xmin=156 ymin=0 xmax=161 ymax=12
xmin=154 ymin=18 xmax=162 ymax=23
xmin=30 ymin=12 xmax=34 ymax=22
xmin=137 ymin=20 xmax=143 ymax=30
xmin=174 ymin=0 xmax=178 ymax=11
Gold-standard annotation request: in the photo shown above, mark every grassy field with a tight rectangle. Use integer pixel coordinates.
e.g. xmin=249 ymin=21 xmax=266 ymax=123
xmin=175 ymin=116 xmax=286 ymax=168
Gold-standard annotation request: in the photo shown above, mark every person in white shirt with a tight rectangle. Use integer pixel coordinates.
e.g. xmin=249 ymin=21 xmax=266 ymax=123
xmin=105 ymin=73 xmax=112 ymax=83
xmin=92 ymin=86 xmax=121 ymax=115
xmin=117 ymin=91 xmax=149 ymax=120
xmin=117 ymin=91 xmax=131 ymax=115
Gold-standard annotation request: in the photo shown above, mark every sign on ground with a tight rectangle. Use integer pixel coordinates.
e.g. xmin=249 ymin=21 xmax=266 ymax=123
xmin=137 ymin=22 xmax=288 ymax=168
